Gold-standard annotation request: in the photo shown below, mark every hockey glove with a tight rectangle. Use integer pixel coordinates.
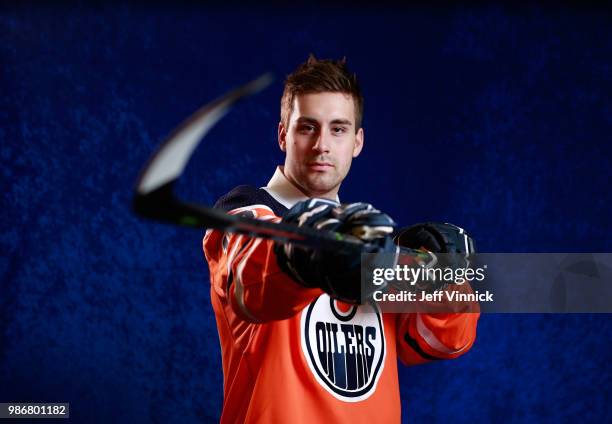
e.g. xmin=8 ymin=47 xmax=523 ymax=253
xmin=394 ymin=222 xmax=476 ymax=290
xmin=275 ymin=199 xmax=398 ymax=304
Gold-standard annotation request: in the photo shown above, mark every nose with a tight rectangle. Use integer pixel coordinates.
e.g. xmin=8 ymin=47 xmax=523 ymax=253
xmin=312 ymin=131 xmax=331 ymax=153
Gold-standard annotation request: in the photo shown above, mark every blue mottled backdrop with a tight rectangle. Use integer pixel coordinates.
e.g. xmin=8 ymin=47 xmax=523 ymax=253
xmin=1 ymin=3 xmax=611 ymax=423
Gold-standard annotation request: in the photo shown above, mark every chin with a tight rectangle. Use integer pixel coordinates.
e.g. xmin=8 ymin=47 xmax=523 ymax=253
xmin=301 ymin=172 xmax=340 ymax=195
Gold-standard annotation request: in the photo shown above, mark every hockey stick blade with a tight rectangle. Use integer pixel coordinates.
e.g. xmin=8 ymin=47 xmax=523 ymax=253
xmin=136 ymin=74 xmax=274 ymax=196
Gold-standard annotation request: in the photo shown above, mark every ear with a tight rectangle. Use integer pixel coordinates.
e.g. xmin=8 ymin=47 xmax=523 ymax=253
xmin=278 ymin=122 xmax=287 ymax=152
xmin=352 ymin=127 xmax=364 ymax=158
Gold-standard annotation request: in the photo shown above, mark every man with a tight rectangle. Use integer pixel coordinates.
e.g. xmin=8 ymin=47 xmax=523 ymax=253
xmin=203 ymin=55 xmax=479 ymax=423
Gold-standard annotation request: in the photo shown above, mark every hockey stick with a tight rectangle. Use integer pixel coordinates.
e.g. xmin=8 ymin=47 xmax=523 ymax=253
xmin=132 ymin=74 xmax=424 ymax=258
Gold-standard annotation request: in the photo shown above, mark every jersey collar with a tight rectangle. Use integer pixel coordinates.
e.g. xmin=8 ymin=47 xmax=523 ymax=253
xmin=262 ymin=166 xmax=340 ymax=209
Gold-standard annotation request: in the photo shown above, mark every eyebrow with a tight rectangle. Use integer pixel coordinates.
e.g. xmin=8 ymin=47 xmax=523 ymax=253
xmin=296 ymin=116 xmax=353 ymax=126
xmin=330 ymin=119 xmax=353 ymax=126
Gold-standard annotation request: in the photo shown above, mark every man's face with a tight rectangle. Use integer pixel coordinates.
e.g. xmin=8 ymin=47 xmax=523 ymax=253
xmin=278 ymin=92 xmax=364 ymax=199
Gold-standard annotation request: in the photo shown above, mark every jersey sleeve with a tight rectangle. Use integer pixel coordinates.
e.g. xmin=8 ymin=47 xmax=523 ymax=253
xmin=395 ymin=282 xmax=480 ymax=366
xmin=203 ymin=204 xmax=322 ymax=323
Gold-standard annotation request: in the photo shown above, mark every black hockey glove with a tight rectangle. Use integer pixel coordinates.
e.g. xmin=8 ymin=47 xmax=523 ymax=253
xmin=394 ymin=222 xmax=476 ymax=291
xmin=275 ymin=199 xmax=398 ymax=304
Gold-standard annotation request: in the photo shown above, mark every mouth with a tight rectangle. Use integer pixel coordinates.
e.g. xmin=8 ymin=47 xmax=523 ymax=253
xmin=307 ymin=162 xmax=334 ymax=172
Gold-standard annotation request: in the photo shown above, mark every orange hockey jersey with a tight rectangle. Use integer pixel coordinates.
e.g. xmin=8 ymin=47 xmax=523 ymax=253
xmin=203 ymin=167 xmax=479 ymax=423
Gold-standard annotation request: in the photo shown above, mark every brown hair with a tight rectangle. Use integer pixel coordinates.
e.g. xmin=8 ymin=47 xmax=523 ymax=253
xmin=280 ymin=54 xmax=364 ymax=132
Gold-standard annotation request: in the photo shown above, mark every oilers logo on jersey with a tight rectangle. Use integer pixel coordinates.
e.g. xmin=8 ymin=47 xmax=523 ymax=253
xmin=300 ymin=294 xmax=386 ymax=402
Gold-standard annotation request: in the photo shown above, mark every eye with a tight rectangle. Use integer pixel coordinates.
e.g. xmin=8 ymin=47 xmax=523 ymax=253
xmin=332 ymin=126 xmax=347 ymax=134
xmin=298 ymin=124 xmax=316 ymax=134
